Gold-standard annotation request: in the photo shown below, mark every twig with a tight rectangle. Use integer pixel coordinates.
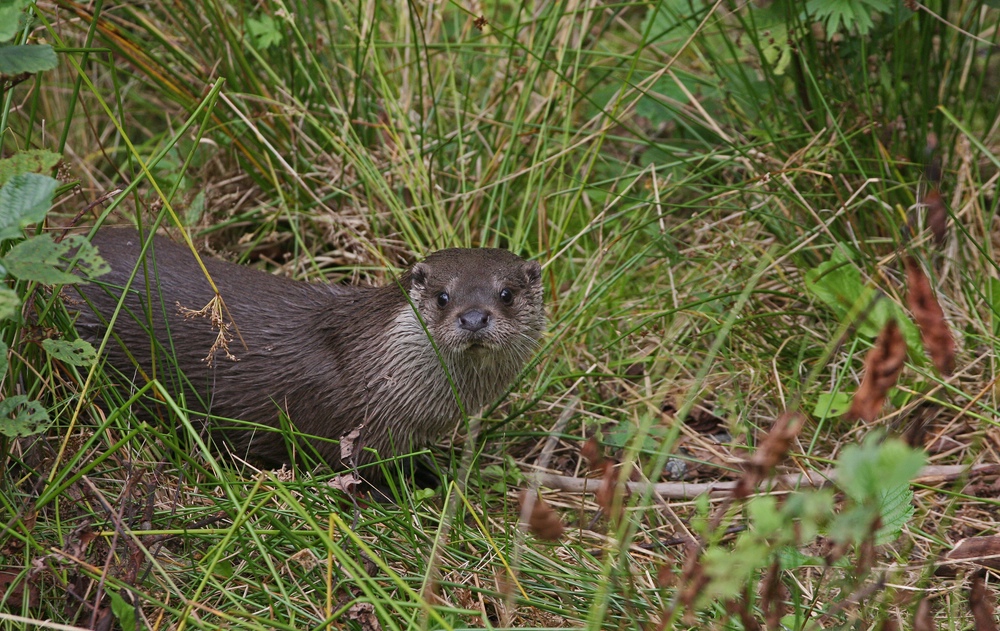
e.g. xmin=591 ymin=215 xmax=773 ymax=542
xmin=534 ymin=464 xmax=1000 ymax=499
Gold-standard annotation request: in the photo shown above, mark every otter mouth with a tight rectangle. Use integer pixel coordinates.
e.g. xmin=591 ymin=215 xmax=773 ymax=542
xmin=462 ymin=339 xmax=497 ymax=353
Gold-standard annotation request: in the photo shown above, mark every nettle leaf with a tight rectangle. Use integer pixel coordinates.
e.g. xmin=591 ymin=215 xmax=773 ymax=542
xmin=0 ymin=150 xmax=61 ymax=187
xmin=0 ymin=43 xmax=58 ymax=75
xmin=61 ymin=234 xmax=110 ymax=281
xmin=1 ymin=234 xmax=81 ymax=284
xmin=0 ymin=395 xmax=51 ymax=437
xmin=0 ymin=173 xmax=58 ymax=240
xmin=0 ymin=0 xmax=30 ymax=42
xmin=0 ymin=286 xmax=17 ymax=321
xmin=42 ymin=338 xmax=97 ymax=366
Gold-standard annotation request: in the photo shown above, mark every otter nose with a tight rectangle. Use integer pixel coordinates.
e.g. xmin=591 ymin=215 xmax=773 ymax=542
xmin=458 ymin=309 xmax=491 ymax=332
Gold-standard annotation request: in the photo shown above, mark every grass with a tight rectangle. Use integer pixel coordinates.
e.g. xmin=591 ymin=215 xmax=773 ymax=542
xmin=1 ymin=0 xmax=1000 ymax=628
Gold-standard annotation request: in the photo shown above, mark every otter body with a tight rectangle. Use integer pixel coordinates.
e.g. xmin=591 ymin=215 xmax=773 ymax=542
xmin=76 ymin=229 xmax=544 ymax=474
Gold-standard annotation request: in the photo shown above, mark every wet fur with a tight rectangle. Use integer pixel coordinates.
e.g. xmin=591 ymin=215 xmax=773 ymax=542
xmin=75 ymin=229 xmax=544 ymax=475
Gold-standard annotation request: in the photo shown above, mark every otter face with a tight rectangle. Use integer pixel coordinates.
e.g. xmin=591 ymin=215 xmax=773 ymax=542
xmin=408 ymin=248 xmax=544 ymax=358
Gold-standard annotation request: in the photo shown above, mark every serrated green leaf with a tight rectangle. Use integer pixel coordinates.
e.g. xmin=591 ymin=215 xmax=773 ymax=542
xmin=0 ymin=150 xmax=61 ymax=187
xmin=836 ymin=436 xmax=926 ymax=503
xmin=875 ymin=484 xmax=914 ymax=545
xmin=1 ymin=234 xmax=80 ymax=284
xmin=806 ymin=0 xmax=893 ymax=36
xmin=777 ymin=546 xmax=826 ymax=570
xmin=702 ymin=536 xmax=770 ymax=603
xmin=0 ymin=43 xmax=58 ymax=75
xmin=42 ymin=338 xmax=97 ymax=366
xmin=0 ymin=173 xmax=58 ymax=240
xmin=0 ymin=395 xmax=51 ymax=437
xmin=61 ymin=234 xmax=110 ymax=280
xmin=0 ymin=340 xmax=7 ymax=381
xmin=0 ymin=0 xmax=30 ymax=43
xmin=0 ymin=286 xmax=17 ymax=321
xmin=748 ymin=495 xmax=782 ymax=538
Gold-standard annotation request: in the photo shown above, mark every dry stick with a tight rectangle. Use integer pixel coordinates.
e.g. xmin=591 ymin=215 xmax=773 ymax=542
xmin=533 ymin=463 xmax=1000 ymax=500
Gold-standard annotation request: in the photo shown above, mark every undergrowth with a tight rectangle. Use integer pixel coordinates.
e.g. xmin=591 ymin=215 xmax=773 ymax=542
xmin=1 ymin=0 xmax=999 ymax=629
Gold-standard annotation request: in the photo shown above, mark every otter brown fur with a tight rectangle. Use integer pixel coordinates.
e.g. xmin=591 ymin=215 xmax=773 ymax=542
xmin=75 ymin=228 xmax=544 ymax=477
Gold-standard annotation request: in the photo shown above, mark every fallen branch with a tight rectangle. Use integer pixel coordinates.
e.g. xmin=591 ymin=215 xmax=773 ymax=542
xmin=534 ymin=464 xmax=1000 ymax=500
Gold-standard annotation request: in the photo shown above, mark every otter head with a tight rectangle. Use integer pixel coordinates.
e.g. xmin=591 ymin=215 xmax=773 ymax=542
xmin=407 ymin=248 xmax=544 ymax=360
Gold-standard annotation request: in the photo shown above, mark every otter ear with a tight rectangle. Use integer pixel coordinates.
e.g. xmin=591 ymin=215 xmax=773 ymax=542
xmin=523 ymin=260 xmax=541 ymax=285
xmin=411 ymin=263 xmax=429 ymax=289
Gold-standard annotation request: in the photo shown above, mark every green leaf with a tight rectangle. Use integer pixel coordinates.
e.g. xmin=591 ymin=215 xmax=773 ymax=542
xmin=0 ymin=340 xmax=7 ymax=381
xmin=0 ymin=0 xmax=30 ymax=43
xmin=109 ymin=590 xmax=136 ymax=631
xmin=61 ymin=234 xmax=110 ymax=281
xmin=1 ymin=234 xmax=81 ymax=284
xmin=0 ymin=286 xmax=17 ymax=321
xmin=836 ymin=436 xmax=926 ymax=503
xmin=812 ymin=391 xmax=852 ymax=417
xmin=804 ymin=249 xmax=922 ymax=355
xmin=42 ymin=338 xmax=97 ymax=366
xmin=747 ymin=495 xmax=782 ymax=538
xmin=0 ymin=395 xmax=51 ymax=437
xmin=0 ymin=173 xmax=58 ymax=240
xmin=875 ymin=483 xmax=914 ymax=545
xmin=246 ymin=15 xmax=282 ymax=50
xmin=702 ymin=536 xmax=770 ymax=602
xmin=0 ymin=150 xmax=62 ymax=187
xmin=184 ymin=189 xmax=207 ymax=225
xmin=0 ymin=43 xmax=58 ymax=75
xmin=806 ymin=0 xmax=892 ymax=36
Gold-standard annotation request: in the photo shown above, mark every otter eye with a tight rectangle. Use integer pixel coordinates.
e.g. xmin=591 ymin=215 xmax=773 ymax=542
xmin=499 ymin=288 xmax=514 ymax=305
xmin=436 ymin=292 xmax=450 ymax=307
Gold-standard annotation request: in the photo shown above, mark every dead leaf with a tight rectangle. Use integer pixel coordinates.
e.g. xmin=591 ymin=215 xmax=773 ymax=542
xmin=734 ymin=412 xmax=803 ymax=498
xmin=340 ymin=426 xmax=362 ymax=462
xmin=581 ymin=436 xmax=603 ymax=468
xmin=328 ymin=473 xmax=362 ymax=495
xmin=520 ymin=490 xmax=564 ymax=541
xmin=580 ymin=437 xmax=628 ymax=520
xmin=905 ymin=256 xmax=955 ymax=376
xmin=847 ymin=319 xmax=907 ymax=423
xmin=0 ymin=568 xmax=38 ymax=607
xmin=969 ymin=572 xmax=998 ymax=631
xmin=595 ymin=460 xmax=629 ymax=520
xmin=347 ymin=601 xmax=382 ymax=631
xmin=286 ymin=548 xmax=320 ymax=573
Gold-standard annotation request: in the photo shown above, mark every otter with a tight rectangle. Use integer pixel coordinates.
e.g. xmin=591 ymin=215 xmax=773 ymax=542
xmin=74 ymin=228 xmax=544 ymax=479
